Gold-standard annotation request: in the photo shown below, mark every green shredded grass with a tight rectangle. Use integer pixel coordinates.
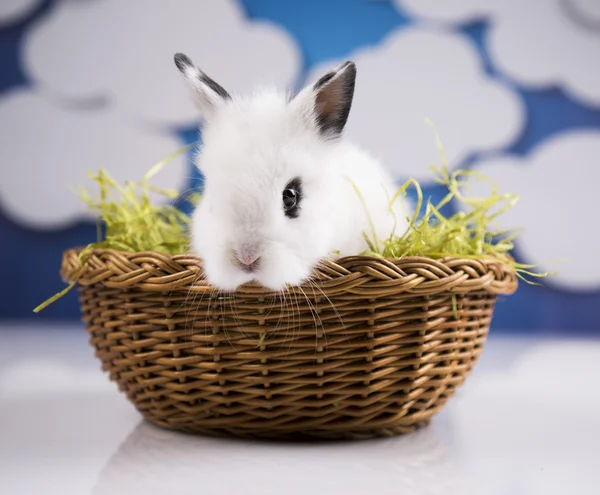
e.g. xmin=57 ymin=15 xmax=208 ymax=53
xmin=33 ymin=280 xmax=79 ymax=313
xmin=34 ymin=121 xmax=552 ymax=313
xmin=356 ymin=120 xmax=553 ymax=285
xmin=33 ymin=143 xmax=197 ymax=313
xmin=451 ymin=294 xmax=458 ymax=320
xmin=75 ymin=143 xmax=199 ymax=255
xmin=256 ymin=332 xmax=267 ymax=347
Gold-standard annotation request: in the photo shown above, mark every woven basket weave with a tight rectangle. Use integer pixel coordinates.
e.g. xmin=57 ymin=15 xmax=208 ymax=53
xmin=61 ymin=248 xmax=517 ymax=440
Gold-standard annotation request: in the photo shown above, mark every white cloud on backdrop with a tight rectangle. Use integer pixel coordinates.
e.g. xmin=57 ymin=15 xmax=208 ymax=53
xmin=464 ymin=130 xmax=600 ymax=291
xmin=306 ymin=27 xmax=524 ymax=182
xmin=395 ymin=0 xmax=600 ymax=108
xmin=23 ymin=0 xmax=301 ymax=126
xmin=567 ymin=0 xmax=600 ymax=30
xmin=0 ymin=0 xmax=41 ymax=27
xmin=0 ymin=90 xmax=187 ymax=229
xmin=0 ymin=0 xmax=301 ymax=229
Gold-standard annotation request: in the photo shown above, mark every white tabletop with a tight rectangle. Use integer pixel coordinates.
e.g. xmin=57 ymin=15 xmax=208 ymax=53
xmin=1 ymin=323 xmax=598 ymax=495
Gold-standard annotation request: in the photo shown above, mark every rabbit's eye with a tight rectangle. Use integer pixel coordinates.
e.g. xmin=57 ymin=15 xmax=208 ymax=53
xmin=283 ymin=177 xmax=302 ymax=218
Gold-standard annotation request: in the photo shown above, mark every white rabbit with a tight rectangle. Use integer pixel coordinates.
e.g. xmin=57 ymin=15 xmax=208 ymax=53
xmin=174 ymin=53 xmax=409 ymax=292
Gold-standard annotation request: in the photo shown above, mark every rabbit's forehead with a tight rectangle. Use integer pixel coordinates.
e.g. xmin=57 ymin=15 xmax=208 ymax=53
xmin=204 ymin=92 xmax=316 ymax=159
xmin=203 ymin=129 xmax=319 ymax=182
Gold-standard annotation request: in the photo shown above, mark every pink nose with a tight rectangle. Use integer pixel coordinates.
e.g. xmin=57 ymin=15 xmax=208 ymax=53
xmin=234 ymin=247 xmax=261 ymax=272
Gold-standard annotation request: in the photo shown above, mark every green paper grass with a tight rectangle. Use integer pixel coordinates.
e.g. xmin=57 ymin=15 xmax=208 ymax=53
xmin=77 ymin=143 xmax=199 ymax=255
xmin=355 ymin=120 xmax=552 ymax=285
xmin=33 ymin=143 xmax=198 ymax=313
xmin=34 ymin=122 xmax=551 ymax=313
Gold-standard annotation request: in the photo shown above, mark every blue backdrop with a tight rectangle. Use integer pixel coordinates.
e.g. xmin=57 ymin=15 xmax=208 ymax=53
xmin=1 ymin=0 xmax=599 ymax=332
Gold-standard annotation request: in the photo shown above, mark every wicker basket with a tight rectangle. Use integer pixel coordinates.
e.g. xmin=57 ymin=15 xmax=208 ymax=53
xmin=61 ymin=248 xmax=517 ymax=440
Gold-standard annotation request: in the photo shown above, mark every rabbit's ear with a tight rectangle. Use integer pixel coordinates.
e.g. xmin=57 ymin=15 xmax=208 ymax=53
xmin=293 ymin=61 xmax=356 ymax=138
xmin=174 ymin=53 xmax=230 ymax=119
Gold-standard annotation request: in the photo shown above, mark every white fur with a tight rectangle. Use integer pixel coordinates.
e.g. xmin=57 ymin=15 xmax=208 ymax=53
xmin=183 ymin=66 xmax=409 ymax=291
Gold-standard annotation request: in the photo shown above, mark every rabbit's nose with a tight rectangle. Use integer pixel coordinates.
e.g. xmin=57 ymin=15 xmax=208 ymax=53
xmin=233 ymin=246 xmax=261 ymax=273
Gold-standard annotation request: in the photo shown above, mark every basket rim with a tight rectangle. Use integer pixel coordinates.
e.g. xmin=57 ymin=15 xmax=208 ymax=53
xmin=60 ymin=247 xmax=518 ymax=297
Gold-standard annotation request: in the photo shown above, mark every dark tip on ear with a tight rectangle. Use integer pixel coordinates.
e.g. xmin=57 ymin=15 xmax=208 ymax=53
xmin=314 ymin=60 xmax=356 ymax=137
xmin=174 ymin=52 xmax=192 ymax=72
xmin=174 ymin=52 xmax=231 ymax=101
xmin=314 ymin=71 xmax=336 ymax=91
xmin=313 ymin=61 xmax=355 ymax=91
xmin=337 ymin=61 xmax=357 ymax=82
xmin=201 ymin=73 xmax=231 ymax=100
